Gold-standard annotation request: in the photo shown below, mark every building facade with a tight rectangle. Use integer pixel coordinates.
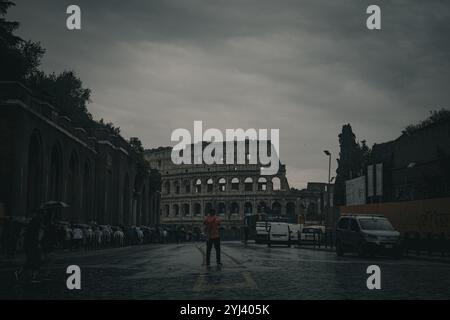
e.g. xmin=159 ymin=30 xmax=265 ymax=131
xmin=145 ymin=144 xmax=304 ymax=232
xmin=0 ymin=81 xmax=160 ymax=226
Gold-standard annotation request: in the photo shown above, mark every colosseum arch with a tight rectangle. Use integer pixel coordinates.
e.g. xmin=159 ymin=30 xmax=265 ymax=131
xmin=272 ymin=201 xmax=281 ymax=215
xmin=182 ymin=203 xmax=190 ymax=216
xmin=164 ymin=204 xmax=170 ymax=217
xmin=217 ymin=202 xmax=226 ymax=216
xmin=48 ymin=142 xmax=63 ymax=201
xmin=173 ymin=204 xmax=180 ymax=216
xmin=174 ymin=180 xmax=180 ymax=194
xmin=207 ymin=178 xmax=214 ymax=193
xmin=183 ymin=180 xmax=191 ymax=193
xmin=230 ymin=202 xmax=239 ymax=215
xmin=231 ymin=178 xmax=239 ymax=191
xmin=194 ymin=179 xmax=202 ymax=193
xmin=193 ymin=203 xmax=201 ymax=216
xmin=258 ymin=177 xmax=267 ymax=191
xmin=26 ymin=130 xmax=43 ymax=214
xmin=244 ymin=202 xmax=252 ymax=214
xmin=272 ymin=177 xmax=281 ymax=191
xmin=164 ymin=181 xmax=171 ymax=194
xmin=244 ymin=177 xmax=253 ymax=191
xmin=204 ymin=202 xmax=212 ymax=215
xmin=286 ymin=202 xmax=296 ymax=216
xmin=257 ymin=201 xmax=267 ymax=213
xmin=218 ymin=178 xmax=226 ymax=192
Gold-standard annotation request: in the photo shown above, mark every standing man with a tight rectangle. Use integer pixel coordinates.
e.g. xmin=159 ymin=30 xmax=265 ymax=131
xmin=203 ymin=209 xmax=222 ymax=267
xmin=243 ymin=215 xmax=249 ymax=245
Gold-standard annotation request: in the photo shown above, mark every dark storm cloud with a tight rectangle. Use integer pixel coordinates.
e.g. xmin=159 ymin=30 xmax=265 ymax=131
xmin=9 ymin=0 xmax=450 ymax=187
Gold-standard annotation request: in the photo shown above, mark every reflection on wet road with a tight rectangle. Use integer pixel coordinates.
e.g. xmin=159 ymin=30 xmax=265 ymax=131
xmin=1 ymin=241 xmax=449 ymax=299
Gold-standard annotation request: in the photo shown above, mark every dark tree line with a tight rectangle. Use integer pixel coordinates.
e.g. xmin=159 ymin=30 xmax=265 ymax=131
xmin=0 ymin=0 xmax=156 ymax=181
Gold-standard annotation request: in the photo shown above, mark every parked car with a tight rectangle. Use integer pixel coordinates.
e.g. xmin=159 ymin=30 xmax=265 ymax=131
xmin=335 ymin=215 xmax=402 ymax=257
xmin=268 ymin=222 xmax=291 ymax=247
xmin=288 ymin=223 xmax=302 ymax=243
xmin=300 ymin=226 xmax=323 ymax=244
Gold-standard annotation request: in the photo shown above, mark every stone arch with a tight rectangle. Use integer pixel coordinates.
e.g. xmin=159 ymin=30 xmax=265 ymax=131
xmin=207 ymin=178 xmax=214 ymax=193
xmin=182 ymin=203 xmax=190 ymax=216
xmin=286 ymin=202 xmax=296 ymax=216
xmin=173 ymin=204 xmax=180 ymax=216
xmin=195 ymin=178 xmax=202 ymax=193
xmin=174 ymin=180 xmax=180 ymax=194
xmin=183 ymin=179 xmax=191 ymax=193
xmin=258 ymin=177 xmax=267 ymax=191
xmin=272 ymin=201 xmax=281 ymax=215
xmin=257 ymin=201 xmax=267 ymax=213
xmin=164 ymin=180 xmax=171 ymax=194
xmin=244 ymin=177 xmax=253 ymax=191
xmin=231 ymin=177 xmax=239 ymax=191
xmin=218 ymin=177 xmax=226 ymax=192
xmin=204 ymin=202 xmax=212 ymax=215
xmin=26 ymin=130 xmax=43 ymax=214
xmin=230 ymin=202 xmax=239 ymax=215
xmin=48 ymin=142 xmax=63 ymax=201
xmin=244 ymin=202 xmax=253 ymax=214
xmin=272 ymin=177 xmax=281 ymax=191
xmin=164 ymin=204 xmax=170 ymax=217
xmin=217 ymin=202 xmax=226 ymax=216
xmin=193 ymin=203 xmax=201 ymax=216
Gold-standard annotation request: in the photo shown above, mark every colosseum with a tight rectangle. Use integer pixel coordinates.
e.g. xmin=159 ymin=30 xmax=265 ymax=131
xmin=145 ymin=141 xmax=307 ymax=238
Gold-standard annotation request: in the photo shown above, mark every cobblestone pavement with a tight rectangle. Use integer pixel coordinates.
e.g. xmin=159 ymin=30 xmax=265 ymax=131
xmin=1 ymin=241 xmax=449 ymax=299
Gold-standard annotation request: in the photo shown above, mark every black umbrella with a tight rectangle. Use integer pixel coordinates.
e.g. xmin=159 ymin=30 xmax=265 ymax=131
xmin=39 ymin=201 xmax=70 ymax=210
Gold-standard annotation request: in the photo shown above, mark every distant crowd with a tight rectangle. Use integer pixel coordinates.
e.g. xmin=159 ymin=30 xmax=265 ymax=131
xmin=0 ymin=216 xmax=206 ymax=259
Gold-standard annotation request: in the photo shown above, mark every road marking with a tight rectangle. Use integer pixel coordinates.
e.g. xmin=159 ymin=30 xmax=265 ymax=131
xmin=192 ymin=243 xmax=258 ymax=292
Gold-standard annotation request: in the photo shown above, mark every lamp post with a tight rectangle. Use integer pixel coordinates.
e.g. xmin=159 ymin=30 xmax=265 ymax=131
xmin=324 ymin=150 xmax=331 ymax=227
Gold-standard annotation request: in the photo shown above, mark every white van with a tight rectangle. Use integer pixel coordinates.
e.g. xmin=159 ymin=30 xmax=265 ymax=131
xmin=255 ymin=221 xmax=271 ymax=244
xmin=268 ymin=222 xmax=291 ymax=247
xmin=288 ymin=223 xmax=302 ymax=243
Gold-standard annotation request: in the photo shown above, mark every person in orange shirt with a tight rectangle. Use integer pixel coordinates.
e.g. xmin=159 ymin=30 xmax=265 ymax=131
xmin=203 ymin=208 xmax=222 ymax=266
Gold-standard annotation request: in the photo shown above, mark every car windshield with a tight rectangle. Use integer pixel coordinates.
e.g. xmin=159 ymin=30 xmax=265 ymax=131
xmin=358 ymin=218 xmax=394 ymax=231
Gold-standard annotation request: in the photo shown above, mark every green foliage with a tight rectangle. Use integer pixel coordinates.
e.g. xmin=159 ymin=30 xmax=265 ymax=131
xmin=0 ymin=0 xmax=44 ymax=80
xmin=333 ymin=124 xmax=371 ymax=206
xmin=403 ymin=109 xmax=450 ymax=135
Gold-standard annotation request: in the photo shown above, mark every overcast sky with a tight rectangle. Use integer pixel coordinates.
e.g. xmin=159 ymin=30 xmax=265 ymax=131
xmin=9 ymin=0 xmax=450 ymax=188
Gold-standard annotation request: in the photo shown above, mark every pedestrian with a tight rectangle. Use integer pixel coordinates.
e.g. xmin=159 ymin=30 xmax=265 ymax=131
xmin=16 ymin=212 xmax=43 ymax=282
xmin=203 ymin=208 xmax=222 ymax=267
xmin=243 ymin=215 xmax=249 ymax=245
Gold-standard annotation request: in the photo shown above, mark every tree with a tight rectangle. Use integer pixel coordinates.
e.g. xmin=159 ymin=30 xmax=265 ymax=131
xmin=402 ymin=109 xmax=450 ymax=135
xmin=333 ymin=124 xmax=371 ymax=206
xmin=0 ymin=0 xmax=44 ymax=80
xmin=27 ymin=70 xmax=94 ymax=130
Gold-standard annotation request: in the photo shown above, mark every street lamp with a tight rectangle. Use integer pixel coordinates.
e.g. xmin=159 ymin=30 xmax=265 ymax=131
xmin=323 ymin=150 xmax=331 ymax=227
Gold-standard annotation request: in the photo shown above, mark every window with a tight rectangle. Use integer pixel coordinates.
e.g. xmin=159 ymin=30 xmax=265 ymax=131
xmin=350 ymin=219 xmax=359 ymax=232
xmin=244 ymin=177 xmax=253 ymax=191
xmin=258 ymin=177 xmax=267 ymax=191
xmin=338 ymin=218 xmax=349 ymax=230
xmin=231 ymin=178 xmax=239 ymax=191
xmin=207 ymin=178 xmax=213 ymax=193
xmin=195 ymin=179 xmax=202 ymax=193
xmin=219 ymin=178 xmax=226 ymax=192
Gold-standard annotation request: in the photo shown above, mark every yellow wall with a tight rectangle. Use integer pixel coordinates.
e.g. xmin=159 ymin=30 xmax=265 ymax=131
xmin=341 ymin=197 xmax=450 ymax=236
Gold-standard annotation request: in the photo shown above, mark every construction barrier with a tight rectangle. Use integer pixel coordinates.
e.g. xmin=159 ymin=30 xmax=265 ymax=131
xmin=340 ymin=197 xmax=450 ymax=237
